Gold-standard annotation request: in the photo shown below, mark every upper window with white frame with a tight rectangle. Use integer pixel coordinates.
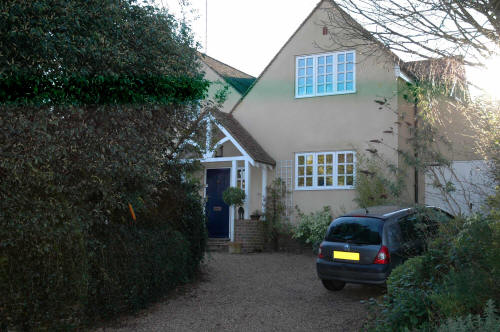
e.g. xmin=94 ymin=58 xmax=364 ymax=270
xmin=295 ymin=151 xmax=355 ymax=190
xmin=295 ymin=51 xmax=355 ymax=98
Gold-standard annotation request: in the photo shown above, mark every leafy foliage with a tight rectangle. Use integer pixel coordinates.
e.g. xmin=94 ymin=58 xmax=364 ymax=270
xmin=222 ymin=187 xmax=246 ymax=207
xmin=293 ymin=206 xmax=332 ymax=252
xmin=371 ymin=215 xmax=500 ymax=331
xmin=437 ymin=300 xmax=500 ymax=332
xmin=264 ymin=178 xmax=290 ymax=250
xmin=0 ymin=0 xmax=212 ymax=330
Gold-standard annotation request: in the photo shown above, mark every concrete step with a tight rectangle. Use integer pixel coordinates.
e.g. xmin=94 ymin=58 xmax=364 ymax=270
xmin=207 ymin=238 xmax=230 ymax=252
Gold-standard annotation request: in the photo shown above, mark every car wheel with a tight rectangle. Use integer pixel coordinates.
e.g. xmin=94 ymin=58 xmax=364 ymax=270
xmin=321 ymin=279 xmax=346 ymax=291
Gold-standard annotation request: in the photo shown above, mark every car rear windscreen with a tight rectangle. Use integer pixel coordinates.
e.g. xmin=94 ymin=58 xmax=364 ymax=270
xmin=325 ymin=217 xmax=383 ymax=245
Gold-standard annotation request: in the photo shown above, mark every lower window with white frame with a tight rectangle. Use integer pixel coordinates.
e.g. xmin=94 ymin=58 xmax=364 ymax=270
xmin=295 ymin=151 xmax=355 ymax=190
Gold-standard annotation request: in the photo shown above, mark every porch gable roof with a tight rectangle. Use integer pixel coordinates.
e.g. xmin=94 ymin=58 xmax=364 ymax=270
xmin=211 ymin=110 xmax=275 ymax=166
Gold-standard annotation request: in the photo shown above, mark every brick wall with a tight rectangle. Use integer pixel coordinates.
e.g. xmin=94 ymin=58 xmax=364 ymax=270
xmin=234 ymin=219 xmax=265 ymax=253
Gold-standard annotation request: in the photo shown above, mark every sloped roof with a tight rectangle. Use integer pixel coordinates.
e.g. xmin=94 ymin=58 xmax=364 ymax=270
xmin=402 ymin=56 xmax=466 ymax=84
xmin=211 ymin=110 xmax=275 ymax=166
xmin=199 ymin=53 xmax=256 ymax=95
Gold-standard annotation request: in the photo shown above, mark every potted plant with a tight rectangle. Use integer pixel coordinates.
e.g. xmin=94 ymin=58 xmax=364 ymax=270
xmin=250 ymin=210 xmax=262 ymax=221
xmin=227 ymin=241 xmax=242 ymax=254
xmin=222 ymin=187 xmax=246 ymax=208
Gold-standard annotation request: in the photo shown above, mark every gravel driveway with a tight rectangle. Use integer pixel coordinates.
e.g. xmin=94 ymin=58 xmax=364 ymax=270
xmin=97 ymin=252 xmax=383 ymax=332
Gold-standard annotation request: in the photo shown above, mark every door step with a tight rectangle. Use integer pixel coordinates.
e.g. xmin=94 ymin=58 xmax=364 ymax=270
xmin=207 ymin=238 xmax=230 ymax=252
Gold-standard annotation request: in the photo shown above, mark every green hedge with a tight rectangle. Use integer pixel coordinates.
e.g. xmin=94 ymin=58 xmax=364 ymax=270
xmin=1 ymin=209 xmax=206 ymax=330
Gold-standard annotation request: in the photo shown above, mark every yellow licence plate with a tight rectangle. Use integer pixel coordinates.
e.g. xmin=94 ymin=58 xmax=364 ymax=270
xmin=333 ymin=251 xmax=360 ymax=261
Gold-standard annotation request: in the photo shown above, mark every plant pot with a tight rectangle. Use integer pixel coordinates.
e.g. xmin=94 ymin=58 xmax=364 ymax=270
xmin=228 ymin=242 xmax=242 ymax=254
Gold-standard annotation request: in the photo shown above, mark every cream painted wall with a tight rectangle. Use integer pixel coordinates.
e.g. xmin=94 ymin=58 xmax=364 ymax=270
xmin=201 ymin=62 xmax=242 ymax=113
xmin=231 ymin=0 xmax=400 ymax=216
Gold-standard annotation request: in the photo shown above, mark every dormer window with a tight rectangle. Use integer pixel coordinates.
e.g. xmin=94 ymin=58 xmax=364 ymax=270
xmin=295 ymin=51 xmax=355 ymax=98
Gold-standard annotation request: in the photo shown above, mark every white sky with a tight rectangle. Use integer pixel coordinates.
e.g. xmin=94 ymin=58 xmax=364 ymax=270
xmin=158 ymin=0 xmax=499 ymax=100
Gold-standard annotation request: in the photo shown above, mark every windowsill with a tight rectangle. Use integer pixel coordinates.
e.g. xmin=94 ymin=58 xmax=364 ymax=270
xmin=294 ymin=90 xmax=357 ymax=99
xmin=295 ymin=186 xmax=355 ymax=191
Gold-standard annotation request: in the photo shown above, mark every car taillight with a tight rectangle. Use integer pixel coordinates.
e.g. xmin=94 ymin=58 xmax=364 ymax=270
xmin=373 ymin=245 xmax=390 ymax=264
xmin=318 ymin=244 xmax=324 ymax=259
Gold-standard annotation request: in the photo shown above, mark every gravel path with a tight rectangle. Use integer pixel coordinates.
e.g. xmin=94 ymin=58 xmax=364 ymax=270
xmin=97 ymin=252 xmax=383 ymax=332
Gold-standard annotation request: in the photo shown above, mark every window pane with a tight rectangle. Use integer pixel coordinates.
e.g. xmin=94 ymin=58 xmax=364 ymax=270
xmin=346 ymin=82 xmax=353 ymax=91
xmin=318 ymin=165 xmax=324 ymax=175
xmin=338 ymin=54 xmax=345 ymax=62
xmin=318 ymin=56 xmax=324 ymax=65
xmin=317 ymin=85 xmax=324 ymax=93
xmin=298 ymin=68 xmax=305 ymax=76
xmin=306 ymin=86 xmax=313 ymax=94
xmin=306 ymin=77 xmax=313 ymax=85
xmin=318 ymin=66 xmax=324 ymax=74
xmin=318 ymin=177 xmax=325 ymax=186
xmin=347 ymin=164 xmax=353 ymax=174
xmin=306 ymin=67 xmax=313 ymax=76
xmin=298 ymin=87 xmax=304 ymax=95
xmin=346 ymin=176 xmax=354 ymax=186
xmin=298 ymin=155 xmax=305 ymax=165
xmin=346 ymin=72 xmax=353 ymax=81
xmin=318 ymin=76 xmax=324 ymax=84
xmin=326 ymin=65 xmax=333 ymax=73
xmin=338 ymin=73 xmax=345 ymax=82
xmin=346 ymin=63 xmax=353 ymax=71
xmin=338 ymin=154 xmax=345 ymax=163
xmin=298 ymin=177 xmax=304 ymax=186
xmin=306 ymin=155 xmax=313 ymax=164
xmin=326 ymin=75 xmax=332 ymax=83
xmin=326 ymin=84 xmax=333 ymax=93
xmin=326 ymin=165 xmax=333 ymax=175
xmin=347 ymin=153 xmax=353 ymax=163
xmin=326 ymin=55 xmax=333 ymax=64
xmin=306 ymin=166 xmax=313 ymax=175
xmin=338 ymin=176 xmax=345 ymax=186
xmin=326 ymin=154 xmax=333 ymax=163
xmin=326 ymin=176 xmax=333 ymax=186
xmin=318 ymin=154 xmax=324 ymax=163
xmin=298 ymin=59 xmax=305 ymax=67
xmin=338 ymin=165 xmax=345 ymax=174
xmin=298 ymin=77 xmax=305 ymax=86
xmin=338 ymin=63 xmax=345 ymax=72
xmin=346 ymin=52 xmax=354 ymax=62
xmin=298 ymin=166 xmax=304 ymax=176
xmin=306 ymin=57 xmax=313 ymax=66
xmin=337 ymin=83 xmax=344 ymax=91
xmin=306 ymin=177 xmax=313 ymax=186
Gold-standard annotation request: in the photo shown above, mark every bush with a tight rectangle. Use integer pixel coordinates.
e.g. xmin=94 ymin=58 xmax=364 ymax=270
xmin=372 ymin=214 xmax=500 ymax=331
xmin=293 ymin=206 xmax=332 ymax=252
xmin=436 ymin=300 xmax=500 ymax=332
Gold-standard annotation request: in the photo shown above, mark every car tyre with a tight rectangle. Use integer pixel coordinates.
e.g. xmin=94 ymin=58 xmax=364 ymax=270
xmin=321 ymin=279 xmax=346 ymax=291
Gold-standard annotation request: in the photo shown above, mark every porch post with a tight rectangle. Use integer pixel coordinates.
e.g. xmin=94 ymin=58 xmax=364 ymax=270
xmin=244 ymin=159 xmax=250 ymax=219
xmin=261 ymin=167 xmax=267 ymax=214
xmin=230 ymin=160 xmax=237 ymax=241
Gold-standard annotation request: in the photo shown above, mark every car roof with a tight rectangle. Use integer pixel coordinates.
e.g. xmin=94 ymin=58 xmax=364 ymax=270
xmin=341 ymin=205 xmax=413 ymax=220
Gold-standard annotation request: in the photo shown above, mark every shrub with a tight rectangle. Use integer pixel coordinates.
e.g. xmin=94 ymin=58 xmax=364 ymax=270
xmin=264 ymin=178 xmax=289 ymax=250
xmin=372 ymin=214 xmax=500 ymax=331
xmin=436 ymin=300 xmax=500 ymax=332
xmin=293 ymin=206 xmax=332 ymax=252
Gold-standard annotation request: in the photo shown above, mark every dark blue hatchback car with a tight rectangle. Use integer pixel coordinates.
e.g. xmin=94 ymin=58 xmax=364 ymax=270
xmin=316 ymin=205 xmax=453 ymax=291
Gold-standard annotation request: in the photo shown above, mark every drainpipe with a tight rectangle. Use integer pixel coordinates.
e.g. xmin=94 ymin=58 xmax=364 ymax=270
xmin=414 ymin=102 xmax=419 ymax=204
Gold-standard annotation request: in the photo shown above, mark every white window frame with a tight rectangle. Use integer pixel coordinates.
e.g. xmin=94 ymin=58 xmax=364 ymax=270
xmin=295 ymin=51 xmax=356 ymax=98
xmin=236 ymin=167 xmax=245 ymax=190
xmin=295 ymin=151 xmax=356 ymax=190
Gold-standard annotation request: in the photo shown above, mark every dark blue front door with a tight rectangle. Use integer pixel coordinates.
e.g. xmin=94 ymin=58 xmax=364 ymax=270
xmin=206 ymin=169 xmax=230 ymax=238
